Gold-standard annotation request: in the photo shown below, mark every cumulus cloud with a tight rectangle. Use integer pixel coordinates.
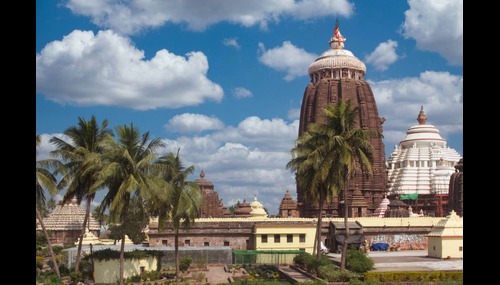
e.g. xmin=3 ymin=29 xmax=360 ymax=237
xmin=66 ymin=0 xmax=354 ymax=34
xmin=370 ymin=71 xmax=463 ymax=151
xmin=287 ymin=108 xmax=300 ymax=120
xmin=36 ymin=30 xmax=223 ymax=110
xmin=401 ymin=0 xmax=463 ymax=65
xmin=233 ymin=87 xmax=253 ymax=99
xmin=164 ymin=113 xmax=224 ymax=134
xmin=365 ymin=40 xmax=399 ymax=71
xmin=223 ymin=38 xmax=240 ymax=49
xmin=38 ymin=114 xmax=298 ymax=214
xmin=258 ymin=41 xmax=317 ymax=81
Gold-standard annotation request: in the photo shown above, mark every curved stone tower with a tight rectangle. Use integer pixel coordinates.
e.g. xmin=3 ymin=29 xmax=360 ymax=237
xmin=297 ymin=20 xmax=387 ymax=217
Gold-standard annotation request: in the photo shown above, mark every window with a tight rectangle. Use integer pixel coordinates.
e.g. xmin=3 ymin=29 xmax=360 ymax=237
xmin=162 ymin=240 xmax=168 ymax=246
xmin=261 ymin=235 xmax=268 ymax=243
xmin=287 ymin=234 xmax=293 ymax=243
xmin=204 ymin=241 xmax=209 ymax=246
xmin=224 ymin=241 xmax=230 ymax=246
xmin=459 ymin=246 xmax=463 ymax=251
xmin=299 ymin=234 xmax=305 ymax=243
xmin=184 ymin=239 xmax=190 ymax=246
xmin=274 ymin=234 xmax=281 ymax=243
xmin=433 ymin=246 xmax=436 ymax=251
xmin=299 ymin=248 xmax=305 ymax=251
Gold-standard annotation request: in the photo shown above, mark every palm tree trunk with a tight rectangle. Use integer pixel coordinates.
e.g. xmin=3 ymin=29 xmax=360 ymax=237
xmin=175 ymin=230 xmax=180 ymax=278
xmin=36 ymin=207 xmax=61 ymax=278
xmin=340 ymin=186 xmax=349 ymax=271
xmin=119 ymin=203 xmax=129 ymax=285
xmin=119 ymin=234 xmax=125 ymax=285
xmin=74 ymin=197 xmax=91 ymax=272
xmin=316 ymin=197 xmax=324 ymax=261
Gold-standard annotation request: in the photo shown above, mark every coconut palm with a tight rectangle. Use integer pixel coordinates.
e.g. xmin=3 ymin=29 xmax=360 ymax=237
xmin=317 ymin=100 xmax=378 ymax=270
xmin=93 ymin=123 xmax=166 ymax=285
xmin=287 ymin=123 xmax=341 ymax=260
xmin=287 ymin=100 xmax=379 ymax=265
xmin=36 ymin=134 xmax=62 ymax=278
xmin=49 ymin=115 xmax=112 ymax=272
xmin=153 ymin=149 xmax=203 ymax=278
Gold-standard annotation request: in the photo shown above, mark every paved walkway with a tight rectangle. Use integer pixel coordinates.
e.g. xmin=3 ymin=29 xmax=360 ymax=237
xmin=327 ymin=250 xmax=463 ymax=272
xmin=204 ymin=265 xmax=233 ymax=284
xmin=279 ymin=265 xmax=317 ymax=283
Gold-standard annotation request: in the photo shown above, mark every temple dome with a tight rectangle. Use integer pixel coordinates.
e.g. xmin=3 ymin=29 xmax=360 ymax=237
xmin=36 ymin=198 xmax=101 ymax=231
xmin=234 ymin=199 xmax=252 ymax=217
xmin=386 ymin=107 xmax=462 ymax=196
xmin=249 ymin=196 xmax=268 ymax=218
xmin=308 ymin=20 xmax=366 ymax=79
xmin=308 ymin=49 xmax=366 ymax=75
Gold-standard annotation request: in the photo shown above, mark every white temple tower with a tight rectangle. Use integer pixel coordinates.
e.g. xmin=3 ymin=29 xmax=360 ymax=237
xmin=386 ymin=107 xmax=462 ymax=217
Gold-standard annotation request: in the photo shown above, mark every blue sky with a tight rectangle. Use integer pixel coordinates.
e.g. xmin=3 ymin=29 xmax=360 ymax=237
xmin=36 ymin=0 xmax=463 ymax=216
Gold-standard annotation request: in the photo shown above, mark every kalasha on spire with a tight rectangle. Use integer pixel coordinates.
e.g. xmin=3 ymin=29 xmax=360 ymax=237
xmin=330 ymin=18 xmax=346 ymax=49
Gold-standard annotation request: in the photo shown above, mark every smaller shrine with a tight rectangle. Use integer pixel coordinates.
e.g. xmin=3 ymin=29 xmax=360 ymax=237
xmin=427 ymin=210 xmax=463 ymax=259
xmin=249 ymin=196 xmax=268 ymax=218
xmin=278 ymin=190 xmax=299 ymax=217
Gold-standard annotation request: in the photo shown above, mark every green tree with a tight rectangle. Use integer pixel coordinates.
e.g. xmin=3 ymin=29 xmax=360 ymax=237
xmin=36 ymin=134 xmax=61 ymax=278
xmin=287 ymin=119 xmax=341 ymax=260
xmin=49 ymin=115 xmax=112 ymax=272
xmin=107 ymin=196 xmax=149 ymax=244
xmin=154 ymin=149 xmax=203 ymax=278
xmin=318 ymin=100 xmax=378 ymax=270
xmin=287 ymin=100 xmax=378 ymax=265
xmin=94 ymin=123 xmax=167 ymax=285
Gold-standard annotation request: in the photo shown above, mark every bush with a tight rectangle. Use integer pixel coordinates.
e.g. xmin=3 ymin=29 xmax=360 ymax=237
xmin=317 ymin=265 xmax=361 ymax=282
xmin=192 ymin=272 xmax=206 ymax=282
xmin=58 ymin=264 xmax=70 ymax=276
xmin=346 ymin=248 xmax=374 ymax=273
xmin=36 ymin=256 xmax=44 ymax=269
xmin=364 ymin=271 xmax=463 ymax=282
xmin=70 ymin=271 xmax=82 ymax=283
xmin=179 ymin=256 xmax=192 ymax=272
xmin=293 ymin=252 xmax=331 ymax=275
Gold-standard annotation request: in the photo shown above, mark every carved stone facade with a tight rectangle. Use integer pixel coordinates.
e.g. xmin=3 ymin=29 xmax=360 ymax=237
xmin=195 ymin=170 xmax=226 ymax=218
xmin=278 ymin=190 xmax=299 ymax=217
xmin=448 ymin=158 xmax=463 ymax=216
xmin=296 ymin=22 xmax=387 ymax=218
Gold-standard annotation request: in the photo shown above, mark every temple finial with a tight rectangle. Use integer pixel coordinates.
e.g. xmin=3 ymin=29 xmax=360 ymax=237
xmin=330 ymin=18 xmax=345 ymax=49
xmin=417 ymin=106 xmax=427 ymax=125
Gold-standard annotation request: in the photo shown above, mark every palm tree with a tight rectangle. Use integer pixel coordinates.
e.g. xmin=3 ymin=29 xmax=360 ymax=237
xmin=319 ymin=100 xmax=378 ymax=270
xmin=287 ymin=100 xmax=379 ymax=265
xmin=153 ymin=149 xmax=203 ymax=278
xmin=287 ymin=121 xmax=341 ymax=260
xmin=49 ymin=115 xmax=112 ymax=272
xmin=93 ymin=123 xmax=167 ymax=285
xmin=36 ymin=135 xmax=62 ymax=278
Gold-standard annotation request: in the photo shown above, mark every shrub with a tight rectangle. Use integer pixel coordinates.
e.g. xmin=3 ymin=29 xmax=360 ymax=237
xmin=70 ymin=271 xmax=82 ymax=283
xmin=192 ymin=272 xmax=206 ymax=282
xmin=346 ymin=248 xmax=374 ymax=273
xmin=317 ymin=265 xmax=361 ymax=282
xmin=36 ymin=256 xmax=44 ymax=269
xmin=179 ymin=256 xmax=192 ymax=272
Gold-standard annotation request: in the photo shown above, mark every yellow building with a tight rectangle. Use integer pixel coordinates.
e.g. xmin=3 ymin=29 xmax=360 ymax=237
xmin=427 ymin=210 xmax=463 ymax=259
xmin=93 ymin=256 xmax=158 ymax=284
xmin=254 ymin=223 xmax=316 ymax=254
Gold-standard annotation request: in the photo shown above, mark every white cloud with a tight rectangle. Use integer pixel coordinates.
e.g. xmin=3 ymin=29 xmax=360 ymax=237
xmin=401 ymin=0 xmax=463 ymax=65
xmin=287 ymin=108 xmax=300 ymax=120
xmin=164 ymin=113 xmax=225 ymax=134
xmin=36 ymin=30 xmax=223 ymax=110
xmin=365 ymin=40 xmax=399 ymax=71
xmin=233 ymin=87 xmax=253 ymax=99
xmin=258 ymin=41 xmax=317 ymax=81
xmin=223 ymin=38 xmax=240 ymax=49
xmin=370 ymin=71 xmax=463 ymax=152
xmin=66 ymin=0 xmax=354 ymax=34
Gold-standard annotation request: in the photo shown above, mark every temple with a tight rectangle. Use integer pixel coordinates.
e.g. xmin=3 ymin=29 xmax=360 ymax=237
xmin=36 ymin=197 xmax=101 ymax=244
xmin=194 ymin=170 xmax=227 ymax=218
xmin=386 ymin=107 xmax=462 ymax=216
xmin=296 ymin=20 xmax=387 ymax=217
